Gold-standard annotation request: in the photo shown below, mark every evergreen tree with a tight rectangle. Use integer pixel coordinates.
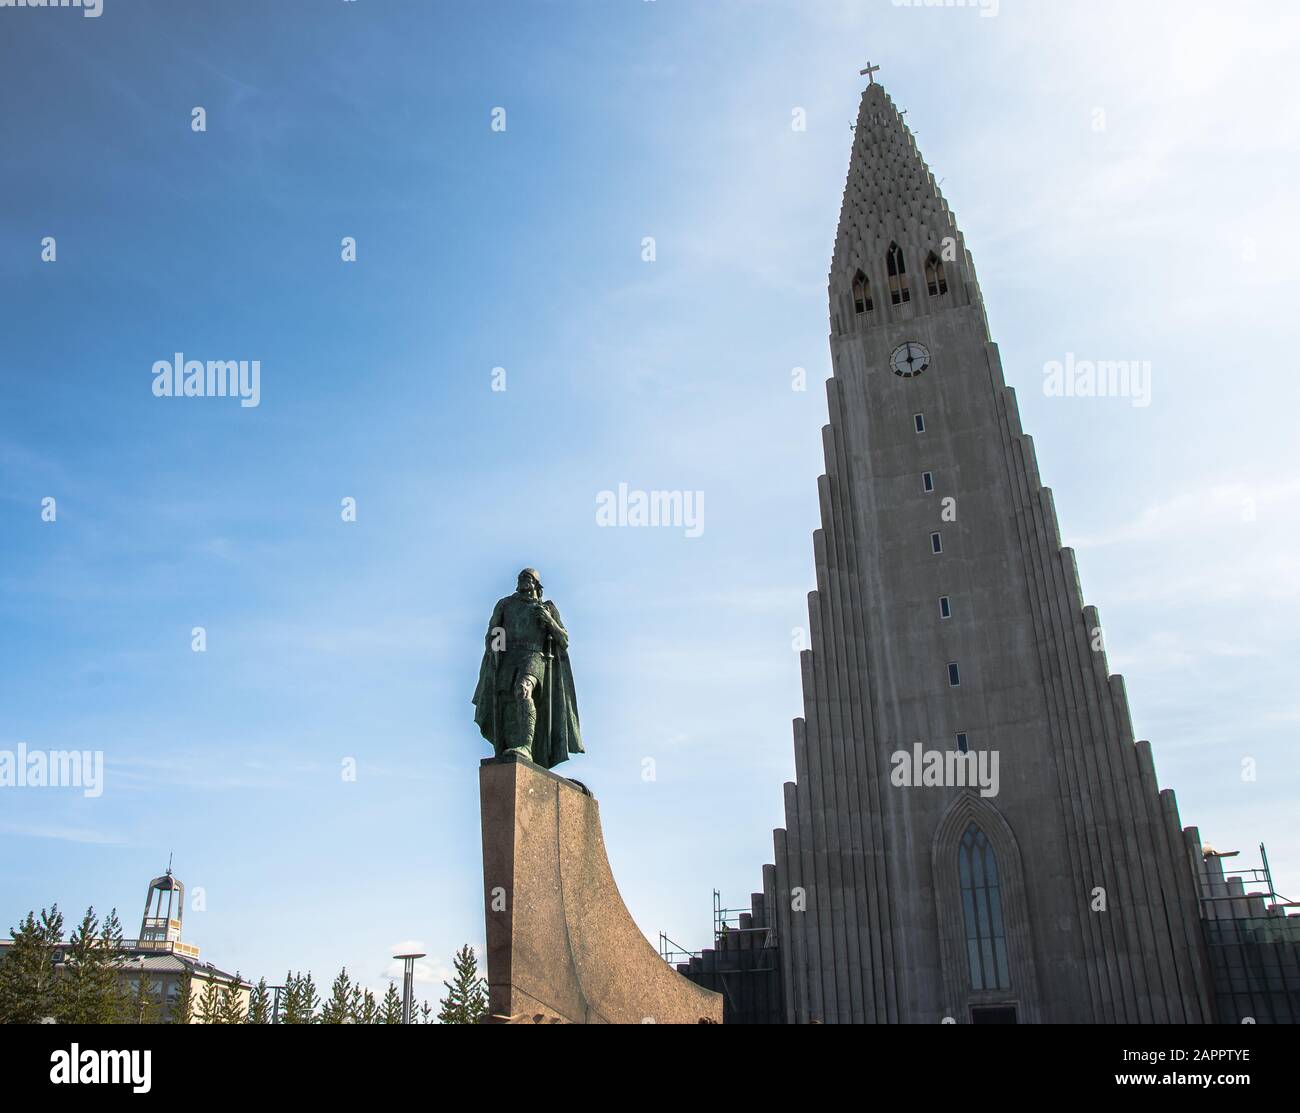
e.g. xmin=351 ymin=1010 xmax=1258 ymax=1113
xmin=280 ymin=971 xmax=319 ymax=1024
xmin=418 ymin=1000 xmax=433 ymax=1024
xmin=299 ymin=972 xmax=320 ymax=1022
xmin=357 ymin=988 xmax=378 ymax=1025
xmin=58 ymin=906 xmax=126 ymax=1023
xmin=274 ymin=971 xmax=293 ymax=1023
xmin=196 ymin=977 xmax=222 ymax=1024
xmin=217 ymin=973 xmax=246 ymax=1024
xmin=319 ymin=967 xmax=354 ymax=1024
xmin=171 ymin=967 xmax=194 ymax=1024
xmin=0 ymin=904 xmax=64 ymax=1024
xmin=437 ymin=945 xmax=487 ymax=1024
xmin=279 ymin=971 xmax=302 ymax=1023
xmin=378 ymin=982 xmax=402 ymax=1024
xmin=279 ymin=974 xmax=294 ymax=1022
xmin=100 ymin=908 xmax=130 ymax=1022
xmin=246 ymin=978 xmax=271 ymax=1024
xmin=127 ymin=964 xmax=160 ymax=1024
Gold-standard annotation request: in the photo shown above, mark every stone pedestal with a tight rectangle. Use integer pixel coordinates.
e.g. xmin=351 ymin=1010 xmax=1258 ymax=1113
xmin=479 ymin=756 xmax=723 ymax=1024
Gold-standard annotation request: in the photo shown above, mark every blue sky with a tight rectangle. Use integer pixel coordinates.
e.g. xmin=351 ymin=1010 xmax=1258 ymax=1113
xmin=2 ymin=0 xmax=1298 ymax=1001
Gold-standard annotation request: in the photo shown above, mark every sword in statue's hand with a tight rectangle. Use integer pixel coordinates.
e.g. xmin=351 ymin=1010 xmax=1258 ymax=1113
xmin=545 ymin=629 xmax=555 ymax=755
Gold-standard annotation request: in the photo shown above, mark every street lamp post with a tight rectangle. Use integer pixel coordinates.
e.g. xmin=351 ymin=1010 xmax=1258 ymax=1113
xmin=393 ymin=953 xmax=426 ymax=1025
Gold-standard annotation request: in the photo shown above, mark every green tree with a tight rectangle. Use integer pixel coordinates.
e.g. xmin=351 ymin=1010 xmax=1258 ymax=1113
xmin=58 ymin=906 xmax=127 ymax=1023
xmin=278 ymin=971 xmax=301 ymax=1023
xmin=418 ymin=1000 xmax=433 ymax=1024
xmin=171 ymin=967 xmax=194 ymax=1024
xmin=196 ymin=977 xmax=222 ymax=1024
xmin=378 ymin=982 xmax=402 ymax=1024
xmin=126 ymin=963 xmax=160 ymax=1024
xmin=245 ymin=978 xmax=271 ymax=1024
xmin=0 ymin=904 xmax=64 ymax=1024
xmin=277 ymin=973 xmax=293 ymax=1022
xmin=437 ymin=945 xmax=486 ymax=1024
xmin=319 ymin=967 xmax=354 ymax=1024
xmin=280 ymin=971 xmax=319 ymax=1024
xmin=217 ymin=973 xmax=246 ymax=1024
xmin=274 ymin=971 xmax=294 ymax=1023
xmin=299 ymin=972 xmax=320 ymax=1022
xmin=99 ymin=908 xmax=130 ymax=1022
xmin=356 ymin=988 xmax=378 ymax=1025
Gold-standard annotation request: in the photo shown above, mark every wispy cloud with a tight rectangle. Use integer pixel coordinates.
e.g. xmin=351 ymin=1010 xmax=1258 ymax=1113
xmin=1068 ymin=479 xmax=1300 ymax=550
xmin=1109 ymin=631 xmax=1265 ymax=673
xmin=0 ymin=822 xmax=126 ymax=846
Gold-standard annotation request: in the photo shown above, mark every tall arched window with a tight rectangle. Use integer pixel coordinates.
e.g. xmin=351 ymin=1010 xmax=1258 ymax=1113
xmin=959 ymin=824 xmax=1010 ymax=991
xmin=852 ymin=269 xmax=873 ymax=315
xmin=887 ymin=242 xmax=910 ymax=305
xmin=926 ymin=252 xmax=948 ymax=298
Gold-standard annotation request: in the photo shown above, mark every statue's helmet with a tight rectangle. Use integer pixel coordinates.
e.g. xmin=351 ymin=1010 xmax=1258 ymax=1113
xmin=517 ymin=567 xmax=543 ymax=594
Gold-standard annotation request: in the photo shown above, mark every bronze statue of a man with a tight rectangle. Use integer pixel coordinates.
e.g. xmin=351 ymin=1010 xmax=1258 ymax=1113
xmin=472 ymin=568 xmax=583 ymax=770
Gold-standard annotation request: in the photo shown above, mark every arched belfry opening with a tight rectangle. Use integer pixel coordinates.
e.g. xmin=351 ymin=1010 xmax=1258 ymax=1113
xmin=926 ymin=251 xmax=948 ymax=298
xmin=887 ymin=242 xmax=910 ymax=305
xmin=852 ymin=269 xmax=873 ymax=315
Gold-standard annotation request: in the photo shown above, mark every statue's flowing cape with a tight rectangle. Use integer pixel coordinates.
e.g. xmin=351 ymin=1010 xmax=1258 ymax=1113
xmin=472 ymin=600 xmax=584 ymax=769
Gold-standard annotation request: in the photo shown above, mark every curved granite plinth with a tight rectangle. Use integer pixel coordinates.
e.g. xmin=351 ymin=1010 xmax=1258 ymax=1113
xmin=480 ymin=756 xmax=723 ymax=1024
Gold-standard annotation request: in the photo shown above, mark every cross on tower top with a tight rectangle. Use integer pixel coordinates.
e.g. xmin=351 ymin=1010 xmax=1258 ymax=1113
xmin=859 ymin=61 xmax=881 ymax=84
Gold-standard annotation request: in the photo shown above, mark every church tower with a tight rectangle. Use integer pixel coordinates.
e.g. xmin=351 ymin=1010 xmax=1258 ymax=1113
xmin=754 ymin=76 xmax=1214 ymax=1023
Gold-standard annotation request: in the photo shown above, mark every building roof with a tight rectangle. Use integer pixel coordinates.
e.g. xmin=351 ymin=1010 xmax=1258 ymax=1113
xmin=121 ymin=951 xmax=248 ymax=986
xmin=0 ymin=939 xmax=248 ymax=987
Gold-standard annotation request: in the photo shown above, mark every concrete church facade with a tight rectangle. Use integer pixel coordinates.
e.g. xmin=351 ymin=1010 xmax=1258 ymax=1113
xmin=694 ymin=79 xmax=1231 ymax=1024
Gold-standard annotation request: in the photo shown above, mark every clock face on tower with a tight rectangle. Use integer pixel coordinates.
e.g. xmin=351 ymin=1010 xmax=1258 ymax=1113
xmin=890 ymin=341 xmax=931 ymax=379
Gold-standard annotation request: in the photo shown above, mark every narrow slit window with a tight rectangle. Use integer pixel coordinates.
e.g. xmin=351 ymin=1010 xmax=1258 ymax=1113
xmin=914 ymin=413 xmax=926 ymax=434
xmin=926 ymin=251 xmax=949 ymax=298
xmin=948 ymin=662 xmax=961 ymax=687
xmin=940 ymin=596 xmax=952 ymax=619
xmin=852 ymin=269 xmax=873 ymax=315
xmin=923 ymin=471 xmax=934 ymax=493
xmin=931 ymin=532 xmax=943 ymax=554
xmin=956 ymin=732 xmax=969 ymax=753
xmin=887 ymin=242 xmax=911 ymax=305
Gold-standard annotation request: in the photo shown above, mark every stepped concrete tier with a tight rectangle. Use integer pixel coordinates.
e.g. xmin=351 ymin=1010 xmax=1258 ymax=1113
xmin=480 ymin=756 xmax=723 ymax=1024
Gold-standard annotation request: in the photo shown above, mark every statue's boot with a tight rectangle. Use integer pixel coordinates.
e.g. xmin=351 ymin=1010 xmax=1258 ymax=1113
xmin=505 ymin=691 xmax=536 ymax=763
